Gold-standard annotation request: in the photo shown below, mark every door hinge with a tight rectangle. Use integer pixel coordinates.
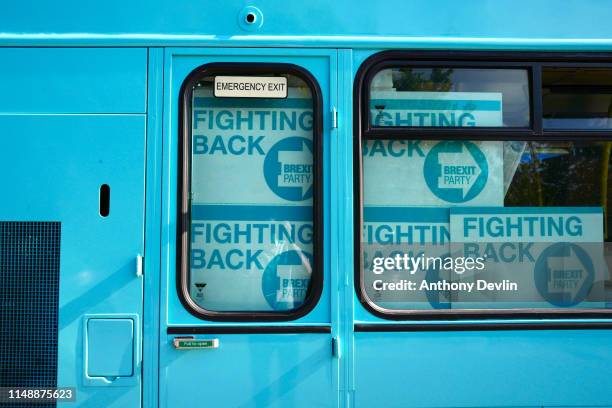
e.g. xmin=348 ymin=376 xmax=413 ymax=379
xmin=136 ymin=254 xmax=143 ymax=277
xmin=331 ymin=336 xmax=341 ymax=358
xmin=331 ymin=106 xmax=338 ymax=129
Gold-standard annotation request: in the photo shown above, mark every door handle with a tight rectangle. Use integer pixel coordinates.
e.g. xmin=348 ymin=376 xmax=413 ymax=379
xmin=173 ymin=336 xmax=219 ymax=350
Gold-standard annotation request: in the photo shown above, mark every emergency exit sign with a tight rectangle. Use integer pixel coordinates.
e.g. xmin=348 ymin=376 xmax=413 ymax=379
xmin=214 ymin=76 xmax=287 ymax=98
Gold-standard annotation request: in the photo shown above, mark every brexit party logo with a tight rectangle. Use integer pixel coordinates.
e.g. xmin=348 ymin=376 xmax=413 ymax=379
xmin=262 ymin=250 xmax=313 ymax=310
xmin=423 ymin=141 xmax=488 ymax=203
xmin=534 ymin=242 xmax=594 ymax=307
xmin=264 ymin=137 xmax=314 ymax=201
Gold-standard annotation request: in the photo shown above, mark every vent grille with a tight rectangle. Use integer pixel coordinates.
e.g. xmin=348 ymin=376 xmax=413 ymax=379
xmin=0 ymin=221 xmax=61 ymax=408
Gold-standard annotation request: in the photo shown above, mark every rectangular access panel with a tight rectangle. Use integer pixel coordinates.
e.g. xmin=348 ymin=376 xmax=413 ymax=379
xmin=86 ymin=318 xmax=135 ymax=378
xmin=0 ymin=48 xmax=146 ymax=113
xmin=160 ymin=48 xmax=337 ymax=408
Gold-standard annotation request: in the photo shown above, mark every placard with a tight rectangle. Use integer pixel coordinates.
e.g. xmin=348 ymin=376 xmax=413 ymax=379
xmin=370 ymin=91 xmax=503 ymax=127
xmin=190 ymin=87 xmax=313 ymax=311
xmin=449 ymin=207 xmax=608 ymax=307
xmin=363 ymin=140 xmax=504 ymax=206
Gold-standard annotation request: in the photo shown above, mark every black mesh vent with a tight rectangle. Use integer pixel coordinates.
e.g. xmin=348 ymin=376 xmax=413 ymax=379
xmin=0 ymin=221 xmax=61 ymax=408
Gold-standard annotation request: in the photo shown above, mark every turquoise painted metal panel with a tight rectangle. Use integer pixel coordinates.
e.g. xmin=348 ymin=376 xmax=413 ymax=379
xmin=3 ymin=0 xmax=612 ymax=48
xmin=162 ymin=334 xmax=333 ymax=407
xmin=159 ymin=48 xmax=338 ymax=407
xmin=86 ymin=318 xmax=134 ymax=377
xmin=336 ymin=49 xmax=356 ymax=408
xmin=0 ymin=48 xmax=147 ymax=113
xmin=0 ymin=114 xmax=145 ymax=407
xmin=354 ymin=330 xmax=612 ymax=407
xmin=142 ymin=47 xmax=165 ymax=408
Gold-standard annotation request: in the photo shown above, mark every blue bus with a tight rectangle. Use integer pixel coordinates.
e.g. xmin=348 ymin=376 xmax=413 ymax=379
xmin=1 ymin=1 xmax=612 ymax=407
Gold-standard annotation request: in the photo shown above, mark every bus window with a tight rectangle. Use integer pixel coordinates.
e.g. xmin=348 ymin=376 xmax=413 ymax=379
xmin=543 ymin=67 xmax=612 ymax=129
xmin=361 ymin=139 xmax=612 ymax=312
xmin=178 ymin=67 xmax=321 ymax=319
xmin=369 ymin=67 xmax=530 ymax=128
xmin=357 ymin=57 xmax=612 ymax=317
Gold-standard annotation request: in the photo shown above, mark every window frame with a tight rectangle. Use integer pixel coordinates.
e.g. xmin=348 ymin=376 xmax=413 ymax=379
xmin=354 ymin=50 xmax=612 ymax=320
xmin=178 ymin=62 xmax=323 ymax=321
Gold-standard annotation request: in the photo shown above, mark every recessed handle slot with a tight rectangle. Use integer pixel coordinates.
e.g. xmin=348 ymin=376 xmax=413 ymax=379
xmin=99 ymin=184 xmax=110 ymax=217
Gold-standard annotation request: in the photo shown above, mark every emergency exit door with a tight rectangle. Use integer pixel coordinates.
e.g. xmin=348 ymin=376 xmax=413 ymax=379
xmin=160 ymin=48 xmax=338 ymax=408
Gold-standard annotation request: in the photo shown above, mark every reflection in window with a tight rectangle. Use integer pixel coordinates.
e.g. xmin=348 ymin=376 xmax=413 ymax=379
xmin=543 ymin=68 xmax=612 ymax=129
xmin=506 ymin=142 xmax=612 ymax=213
xmin=369 ymin=68 xmax=530 ymax=128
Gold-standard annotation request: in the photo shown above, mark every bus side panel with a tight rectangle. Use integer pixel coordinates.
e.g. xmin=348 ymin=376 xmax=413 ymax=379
xmin=0 ymin=48 xmax=146 ymax=114
xmin=354 ymin=330 xmax=612 ymax=408
xmin=0 ymin=48 xmax=147 ymax=407
xmin=1 ymin=115 xmax=146 ymax=407
xmin=162 ymin=334 xmax=333 ymax=407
